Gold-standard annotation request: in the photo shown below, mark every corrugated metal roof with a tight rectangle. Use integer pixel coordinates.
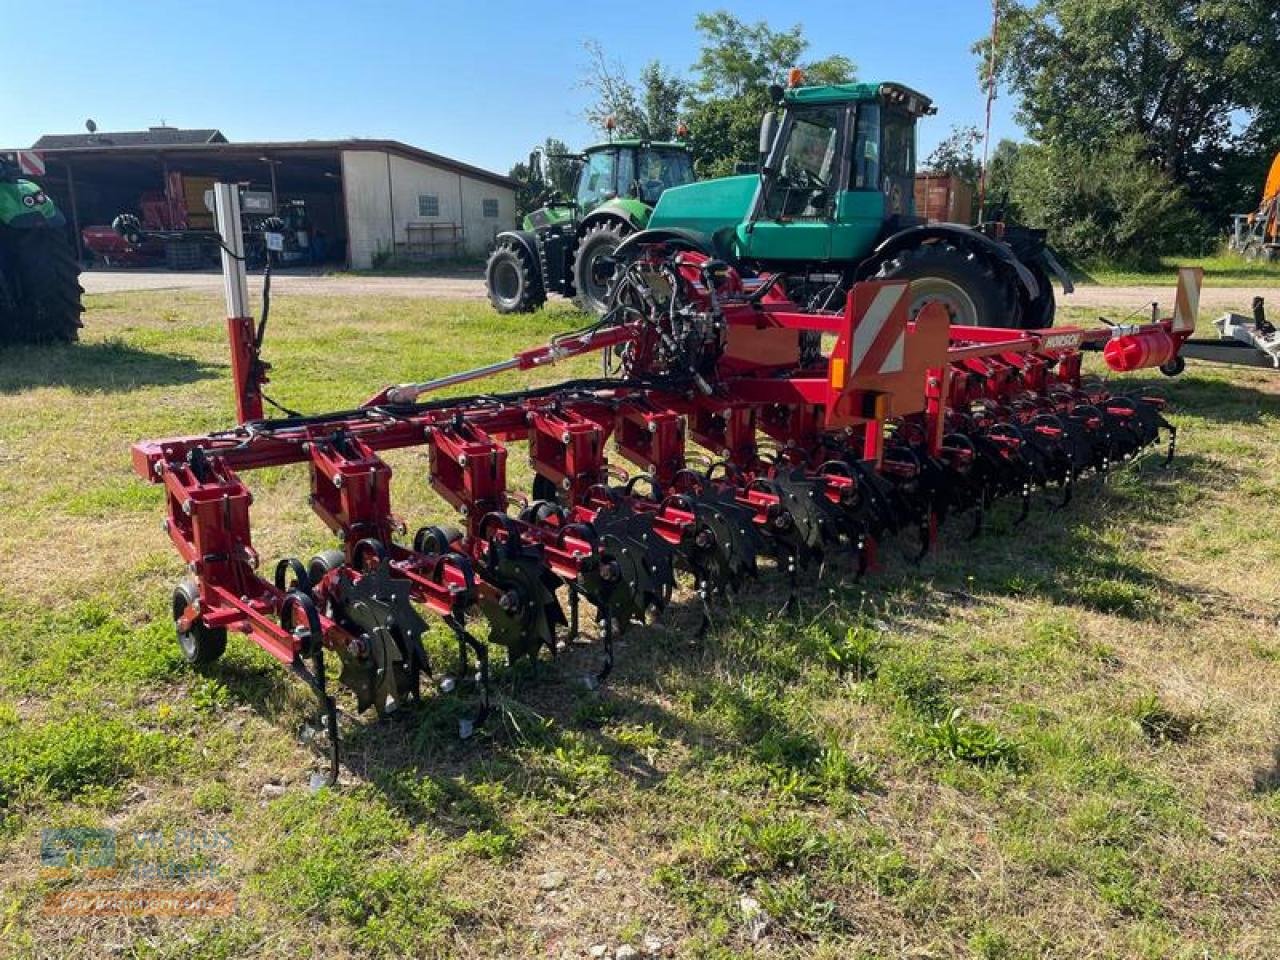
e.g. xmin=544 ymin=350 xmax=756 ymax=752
xmin=33 ymin=128 xmax=227 ymax=148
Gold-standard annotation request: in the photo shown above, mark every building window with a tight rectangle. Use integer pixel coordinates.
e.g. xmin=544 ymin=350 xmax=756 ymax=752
xmin=418 ymin=194 xmax=439 ymax=217
xmin=482 ymin=198 xmax=500 ymax=218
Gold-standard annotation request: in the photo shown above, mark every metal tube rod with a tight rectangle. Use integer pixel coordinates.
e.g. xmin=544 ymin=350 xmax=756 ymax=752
xmin=213 ymin=182 xmax=249 ymax=319
xmin=386 ymin=358 xmax=521 ymax=404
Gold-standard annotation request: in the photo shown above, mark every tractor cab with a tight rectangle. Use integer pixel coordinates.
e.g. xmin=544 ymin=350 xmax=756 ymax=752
xmin=572 ymin=140 xmax=695 ymax=211
xmin=639 ymin=77 xmax=1061 ymax=329
xmin=490 ymin=137 xmax=695 ymax=315
xmin=525 ymin=140 xmax=694 ymax=229
xmin=744 ymin=81 xmax=933 ymax=262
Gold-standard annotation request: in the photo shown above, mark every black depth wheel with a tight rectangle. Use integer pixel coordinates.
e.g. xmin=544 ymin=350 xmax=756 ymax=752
xmin=485 ymin=240 xmax=545 ymax=314
xmin=172 ymin=578 xmax=227 ymax=664
xmin=573 ymin=221 xmax=630 ymax=315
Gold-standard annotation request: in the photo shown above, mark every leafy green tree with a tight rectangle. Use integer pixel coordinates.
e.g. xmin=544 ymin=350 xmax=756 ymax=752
xmin=582 ymin=41 xmax=687 ymax=140
xmin=684 ymin=10 xmax=856 ymax=177
xmin=923 ymin=125 xmax=984 ymax=185
xmin=508 ymin=137 xmax=574 ymax=221
xmin=1005 ymin=135 xmax=1202 ymax=266
xmin=983 ymin=138 xmax=1024 ymax=218
xmin=983 ymin=0 xmax=1280 ymax=231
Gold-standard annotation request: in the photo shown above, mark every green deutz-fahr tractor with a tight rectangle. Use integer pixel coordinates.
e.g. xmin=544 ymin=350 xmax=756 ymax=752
xmin=0 ymin=155 xmax=83 ymax=342
xmin=612 ymin=79 xmax=1070 ymax=328
xmin=486 ymin=138 xmax=696 ymax=315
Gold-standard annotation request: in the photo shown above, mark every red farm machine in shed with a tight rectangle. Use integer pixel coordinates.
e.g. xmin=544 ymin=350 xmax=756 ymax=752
xmin=128 ymin=186 xmax=1200 ymax=783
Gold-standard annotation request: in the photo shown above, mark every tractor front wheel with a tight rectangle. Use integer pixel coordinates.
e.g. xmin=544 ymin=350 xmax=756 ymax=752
xmin=875 ymin=243 xmax=1013 ymax=328
xmin=0 ymin=228 xmax=84 ymax=343
xmin=573 ymin=221 xmax=630 ymax=315
xmin=485 ymin=240 xmax=545 ymax=314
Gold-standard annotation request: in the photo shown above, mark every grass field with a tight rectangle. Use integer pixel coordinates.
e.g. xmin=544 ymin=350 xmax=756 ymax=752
xmin=1081 ymin=254 xmax=1280 ymax=288
xmin=1 ymin=290 xmax=1279 ymax=959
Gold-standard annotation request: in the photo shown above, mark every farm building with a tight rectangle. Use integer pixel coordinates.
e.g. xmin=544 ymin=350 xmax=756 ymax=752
xmin=15 ymin=127 xmax=518 ymax=268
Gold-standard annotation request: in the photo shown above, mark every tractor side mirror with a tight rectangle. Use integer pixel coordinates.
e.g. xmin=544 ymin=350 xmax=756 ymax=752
xmin=758 ymin=112 xmax=778 ymax=160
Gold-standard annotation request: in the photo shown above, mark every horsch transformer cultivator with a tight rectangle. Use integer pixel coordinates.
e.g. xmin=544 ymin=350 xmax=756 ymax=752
xmin=130 ymin=187 xmax=1202 ymax=783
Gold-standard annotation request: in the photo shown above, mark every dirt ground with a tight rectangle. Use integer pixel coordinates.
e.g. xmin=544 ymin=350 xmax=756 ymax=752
xmin=79 ymin=267 xmax=1269 ymax=316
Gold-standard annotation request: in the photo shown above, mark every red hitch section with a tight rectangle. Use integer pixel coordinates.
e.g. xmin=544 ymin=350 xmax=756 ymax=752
xmin=132 ymin=242 xmax=1192 ymax=781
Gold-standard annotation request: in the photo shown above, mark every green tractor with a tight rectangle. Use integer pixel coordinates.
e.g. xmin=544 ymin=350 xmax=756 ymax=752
xmin=613 ymin=79 xmax=1070 ymax=328
xmin=485 ymin=138 xmax=696 ymax=315
xmin=0 ymin=155 xmax=83 ymax=342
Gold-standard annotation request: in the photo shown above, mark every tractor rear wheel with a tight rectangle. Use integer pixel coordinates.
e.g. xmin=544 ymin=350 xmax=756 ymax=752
xmin=0 ymin=228 xmax=84 ymax=343
xmin=875 ymin=243 xmax=1014 ymax=328
xmin=573 ymin=221 xmax=630 ymax=315
xmin=485 ymin=240 xmax=545 ymax=314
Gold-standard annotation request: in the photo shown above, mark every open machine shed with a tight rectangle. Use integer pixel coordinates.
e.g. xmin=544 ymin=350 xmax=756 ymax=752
xmin=21 ymin=131 xmax=518 ymax=268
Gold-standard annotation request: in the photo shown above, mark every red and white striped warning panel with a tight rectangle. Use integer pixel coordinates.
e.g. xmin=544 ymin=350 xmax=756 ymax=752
xmin=850 ymin=282 xmax=909 ymax=376
xmin=16 ymin=150 xmax=45 ymax=177
xmin=1172 ymin=266 xmax=1203 ymax=334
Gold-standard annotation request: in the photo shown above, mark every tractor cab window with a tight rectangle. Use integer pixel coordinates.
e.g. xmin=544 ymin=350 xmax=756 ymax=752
xmin=882 ymin=110 xmax=915 ymax=180
xmin=764 ymin=106 xmax=842 ymax=220
xmin=851 ymin=104 xmax=881 ymax=189
xmin=577 ymin=150 xmax=618 ymax=208
xmin=634 ymin=149 xmax=694 ymax=203
xmin=880 ymin=108 xmax=916 ymax=216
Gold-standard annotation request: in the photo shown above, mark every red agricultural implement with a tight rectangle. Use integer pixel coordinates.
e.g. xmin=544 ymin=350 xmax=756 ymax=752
xmin=130 ymin=192 xmax=1201 ymax=783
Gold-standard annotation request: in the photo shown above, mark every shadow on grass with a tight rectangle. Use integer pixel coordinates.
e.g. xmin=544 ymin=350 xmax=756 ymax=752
xmin=1114 ymin=372 xmax=1280 ymax=425
xmin=0 ymin=339 xmax=219 ymax=394
xmin=1253 ymin=746 xmax=1280 ymax=794
xmin=195 ymin=391 xmax=1245 ymax=844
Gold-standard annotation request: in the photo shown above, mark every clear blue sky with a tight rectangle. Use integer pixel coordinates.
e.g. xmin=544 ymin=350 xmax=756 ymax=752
xmin=1 ymin=0 xmax=1018 ymax=173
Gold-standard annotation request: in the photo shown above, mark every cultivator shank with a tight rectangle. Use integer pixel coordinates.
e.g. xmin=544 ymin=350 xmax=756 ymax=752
xmin=134 ymin=245 xmax=1193 ymax=779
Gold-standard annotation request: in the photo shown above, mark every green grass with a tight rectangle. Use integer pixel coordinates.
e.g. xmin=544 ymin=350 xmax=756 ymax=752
xmin=1080 ymin=253 xmax=1280 ymax=287
xmin=0 ymin=290 xmax=1277 ymax=957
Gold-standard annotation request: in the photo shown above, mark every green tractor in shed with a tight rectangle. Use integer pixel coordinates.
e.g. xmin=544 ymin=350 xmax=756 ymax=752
xmin=0 ymin=154 xmax=83 ymax=343
xmin=612 ymin=77 xmax=1070 ymax=328
xmin=485 ymin=138 xmax=695 ymax=315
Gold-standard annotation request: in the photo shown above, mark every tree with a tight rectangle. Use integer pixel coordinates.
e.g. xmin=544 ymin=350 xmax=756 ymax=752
xmin=923 ymin=125 xmax=984 ymax=185
xmin=581 ymin=41 xmax=687 ymax=140
xmin=1005 ymin=135 xmax=1203 ymax=266
xmin=685 ymin=10 xmax=856 ymax=177
xmin=578 ymin=13 xmax=856 ymax=178
xmin=508 ymin=137 xmax=574 ymax=221
xmin=982 ymin=0 xmax=1280 ymax=230
xmin=984 ymin=138 xmax=1024 ymax=218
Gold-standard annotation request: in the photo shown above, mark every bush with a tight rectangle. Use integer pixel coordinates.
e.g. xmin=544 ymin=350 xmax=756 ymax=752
xmin=1006 ymin=135 xmax=1208 ymax=267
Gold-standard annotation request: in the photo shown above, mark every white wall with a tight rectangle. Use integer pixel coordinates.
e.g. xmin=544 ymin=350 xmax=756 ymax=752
xmin=342 ymin=148 xmax=514 ymax=268
xmin=341 ymin=150 xmax=393 ymax=269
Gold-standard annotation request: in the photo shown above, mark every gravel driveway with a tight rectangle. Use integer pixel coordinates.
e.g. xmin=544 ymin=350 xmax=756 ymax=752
xmin=80 ymin=267 xmax=1269 ymax=315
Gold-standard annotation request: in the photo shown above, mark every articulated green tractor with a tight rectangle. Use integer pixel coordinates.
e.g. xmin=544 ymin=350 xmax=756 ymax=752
xmin=486 ymin=139 xmax=695 ymax=314
xmin=614 ymin=79 xmax=1069 ymax=328
xmin=0 ymin=155 xmax=83 ymax=342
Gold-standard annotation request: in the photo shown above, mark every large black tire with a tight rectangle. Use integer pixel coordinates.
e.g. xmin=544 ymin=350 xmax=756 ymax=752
xmin=0 ymin=228 xmax=84 ymax=343
xmin=874 ymin=242 xmax=1018 ymax=328
xmin=485 ymin=240 xmax=545 ymax=314
xmin=573 ymin=220 xmax=631 ymax=315
xmin=1022 ymin=262 xmax=1056 ymax=329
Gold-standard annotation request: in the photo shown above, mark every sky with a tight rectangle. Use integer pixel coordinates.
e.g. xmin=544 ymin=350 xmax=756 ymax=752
xmin=0 ymin=0 xmax=1019 ymax=174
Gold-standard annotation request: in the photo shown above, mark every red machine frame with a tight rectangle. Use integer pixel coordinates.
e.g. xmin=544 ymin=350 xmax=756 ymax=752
xmin=133 ymin=247 xmax=1195 ymax=780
